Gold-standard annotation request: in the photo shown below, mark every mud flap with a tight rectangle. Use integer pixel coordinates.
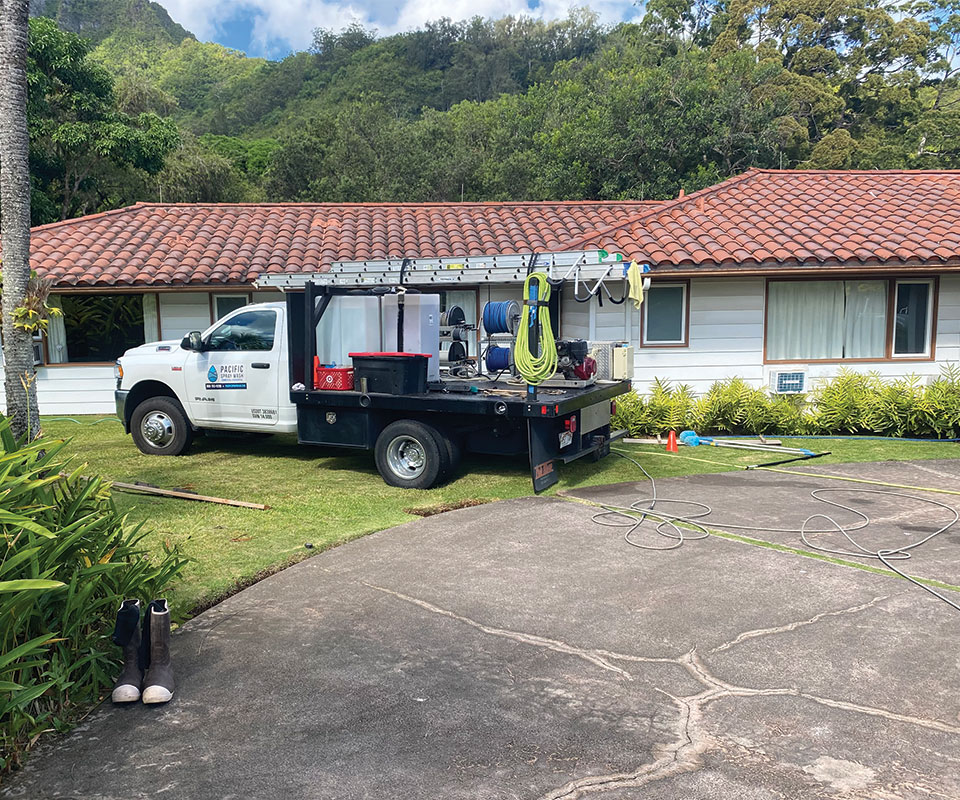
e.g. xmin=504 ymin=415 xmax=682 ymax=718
xmin=528 ymin=418 xmax=559 ymax=493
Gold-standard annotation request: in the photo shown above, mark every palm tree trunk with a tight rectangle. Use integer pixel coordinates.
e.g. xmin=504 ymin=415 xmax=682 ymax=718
xmin=0 ymin=0 xmax=41 ymax=439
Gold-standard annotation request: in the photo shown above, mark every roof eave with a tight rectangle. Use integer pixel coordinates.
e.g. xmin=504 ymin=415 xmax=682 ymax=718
xmin=646 ymin=260 xmax=960 ymax=277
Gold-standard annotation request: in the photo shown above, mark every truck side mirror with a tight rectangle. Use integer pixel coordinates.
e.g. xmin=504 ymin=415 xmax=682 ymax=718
xmin=181 ymin=331 xmax=204 ymax=351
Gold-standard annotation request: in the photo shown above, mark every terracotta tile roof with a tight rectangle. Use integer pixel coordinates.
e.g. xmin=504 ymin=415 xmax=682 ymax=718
xmin=28 ymin=201 xmax=660 ymax=288
xmin=566 ymin=169 xmax=960 ymax=274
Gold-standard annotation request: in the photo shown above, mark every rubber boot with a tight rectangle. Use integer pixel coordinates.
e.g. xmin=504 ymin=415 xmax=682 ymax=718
xmin=111 ymin=599 xmax=142 ymax=703
xmin=141 ymin=599 xmax=175 ymax=704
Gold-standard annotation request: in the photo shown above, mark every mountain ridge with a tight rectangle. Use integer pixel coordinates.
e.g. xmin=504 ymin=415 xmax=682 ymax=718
xmin=29 ymin=0 xmax=193 ymax=46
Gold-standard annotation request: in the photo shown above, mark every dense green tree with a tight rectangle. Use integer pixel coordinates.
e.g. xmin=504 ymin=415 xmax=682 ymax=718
xmin=21 ymin=2 xmax=960 ymax=210
xmin=27 ymin=16 xmax=179 ymax=221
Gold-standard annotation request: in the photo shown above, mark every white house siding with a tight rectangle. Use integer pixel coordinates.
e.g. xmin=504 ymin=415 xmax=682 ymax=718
xmin=559 ymin=290 xmax=591 ymax=340
xmin=0 ymin=364 xmax=117 ymax=417
xmin=629 ymin=275 xmax=960 ymax=395
xmin=34 ymin=366 xmax=117 ymax=415
xmin=251 ymin=290 xmax=284 ymax=304
xmin=632 ymin=278 xmax=766 ymax=393
xmin=157 ymin=292 xmax=212 ymax=340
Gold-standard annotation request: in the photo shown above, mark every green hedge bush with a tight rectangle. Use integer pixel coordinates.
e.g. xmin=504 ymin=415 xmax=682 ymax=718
xmin=0 ymin=417 xmax=186 ymax=775
xmin=612 ymin=368 xmax=960 ymax=438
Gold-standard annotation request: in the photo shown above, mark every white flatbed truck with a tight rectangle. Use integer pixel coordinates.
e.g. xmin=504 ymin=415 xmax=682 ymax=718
xmin=115 ymin=251 xmax=637 ymax=491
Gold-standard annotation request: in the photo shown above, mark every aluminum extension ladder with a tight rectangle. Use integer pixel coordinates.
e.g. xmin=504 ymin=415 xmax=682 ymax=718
xmin=256 ymin=249 xmax=649 ymax=297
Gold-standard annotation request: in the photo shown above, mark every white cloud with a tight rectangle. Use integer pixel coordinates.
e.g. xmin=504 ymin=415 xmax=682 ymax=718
xmin=155 ymin=0 xmax=233 ymax=43
xmin=249 ymin=0 xmax=374 ymax=56
xmin=154 ymin=0 xmax=642 ymax=58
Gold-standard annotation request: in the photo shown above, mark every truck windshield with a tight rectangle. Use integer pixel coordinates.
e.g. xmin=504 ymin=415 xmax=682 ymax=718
xmin=207 ymin=310 xmax=277 ymax=351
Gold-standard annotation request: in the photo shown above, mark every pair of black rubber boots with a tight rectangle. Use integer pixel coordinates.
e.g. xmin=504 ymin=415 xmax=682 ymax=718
xmin=111 ymin=599 xmax=175 ymax=705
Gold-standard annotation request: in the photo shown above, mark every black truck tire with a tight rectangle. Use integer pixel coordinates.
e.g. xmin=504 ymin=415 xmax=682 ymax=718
xmin=436 ymin=428 xmax=462 ymax=480
xmin=130 ymin=397 xmax=194 ymax=456
xmin=375 ymin=420 xmax=447 ymax=489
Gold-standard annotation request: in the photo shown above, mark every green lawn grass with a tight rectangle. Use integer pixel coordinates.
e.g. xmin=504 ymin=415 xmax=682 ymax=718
xmin=43 ymin=417 xmax=959 ymax=618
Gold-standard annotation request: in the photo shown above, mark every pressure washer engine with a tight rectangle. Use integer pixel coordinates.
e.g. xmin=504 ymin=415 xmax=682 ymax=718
xmin=556 ymin=339 xmax=597 ymax=381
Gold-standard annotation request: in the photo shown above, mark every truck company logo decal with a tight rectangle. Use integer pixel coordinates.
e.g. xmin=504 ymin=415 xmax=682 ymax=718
xmin=206 ymin=363 xmax=247 ymax=390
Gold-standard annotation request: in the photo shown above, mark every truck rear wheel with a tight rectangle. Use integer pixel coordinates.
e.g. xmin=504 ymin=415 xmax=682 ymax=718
xmin=130 ymin=397 xmax=194 ymax=456
xmin=436 ymin=429 xmax=462 ymax=481
xmin=375 ymin=420 xmax=446 ymax=489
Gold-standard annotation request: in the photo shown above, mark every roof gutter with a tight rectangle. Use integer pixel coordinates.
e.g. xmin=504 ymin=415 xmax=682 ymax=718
xmin=45 ymin=282 xmax=259 ymax=294
xmin=643 ymin=262 xmax=960 ymax=278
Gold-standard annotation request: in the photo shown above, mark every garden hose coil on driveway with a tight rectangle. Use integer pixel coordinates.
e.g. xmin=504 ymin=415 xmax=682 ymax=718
xmin=592 ymin=450 xmax=960 ymax=613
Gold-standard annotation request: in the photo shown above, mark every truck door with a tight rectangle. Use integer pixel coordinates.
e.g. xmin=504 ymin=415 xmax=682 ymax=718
xmin=185 ymin=307 xmax=281 ymax=429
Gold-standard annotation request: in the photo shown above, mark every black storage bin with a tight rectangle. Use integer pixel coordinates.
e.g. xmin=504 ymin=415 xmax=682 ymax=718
xmin=349 ymin=352 xmax=429 ymax=395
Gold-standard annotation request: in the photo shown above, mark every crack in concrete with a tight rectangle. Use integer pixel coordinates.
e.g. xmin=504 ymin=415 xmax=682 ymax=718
xmin=360 ymin=582 xmax=959 ymax=799
xmin=902 ymin=462 xmax=960 ymax=485
xmin=709 ymin=595 xmax=889 ymax=654
xmin=362 ymin=582 xmax=634 ymax=680
xmin=543 ymin=648 xmax=960 ymax=798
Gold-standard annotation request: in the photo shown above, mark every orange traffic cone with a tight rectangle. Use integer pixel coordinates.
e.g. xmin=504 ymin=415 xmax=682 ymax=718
xmin=666 ymin=430 xmax=679 ymax=453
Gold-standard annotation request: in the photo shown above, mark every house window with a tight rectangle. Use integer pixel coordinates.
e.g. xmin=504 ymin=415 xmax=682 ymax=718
xmin=893 ymin=280 xmax=933 ymax=357
xmin=207 ymin=309 xmax=276 ymax=351
xmin=213 ymin=294 xmax=251 ymax=321
xmin=766 ymin=279 xmax=936 ymax=362
xmin=59 ymin=294 xmax=145 ymax=363
xmin=642 ymin=283 xmax=688 ymax=346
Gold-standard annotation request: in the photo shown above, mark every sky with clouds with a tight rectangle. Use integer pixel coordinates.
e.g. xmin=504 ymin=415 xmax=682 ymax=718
xmin=154 ymin=0 xmax=644 ymax=59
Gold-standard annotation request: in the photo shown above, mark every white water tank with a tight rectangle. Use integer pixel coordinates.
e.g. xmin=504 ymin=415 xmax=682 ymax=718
xmin=316 ymin=295 xmax=382 ymax=366
xmin=381 ymin=293 xmax=440 ymax=382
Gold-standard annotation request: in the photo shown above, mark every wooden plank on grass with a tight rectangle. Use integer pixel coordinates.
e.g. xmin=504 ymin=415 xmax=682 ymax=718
xmin=109 ymin=481 xmax=269 ymax=510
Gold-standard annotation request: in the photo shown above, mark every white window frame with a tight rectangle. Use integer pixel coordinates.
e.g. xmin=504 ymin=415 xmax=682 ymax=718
xmin=213 ymin=293 xmax=252 ymax=323
xmin=642 ymin=282 xmax=688 ymax=346
xmin=891 ymin=279 xmax=935 ymax=359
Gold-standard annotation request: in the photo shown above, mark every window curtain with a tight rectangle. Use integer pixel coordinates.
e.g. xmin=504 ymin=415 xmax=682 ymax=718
xmin=46 ymin=295 xmax=68 ymax=364
xmin=767 ymin=281 xmax=844 ymax=360
xmin=844 ymin=281 xmax=887 ymax=358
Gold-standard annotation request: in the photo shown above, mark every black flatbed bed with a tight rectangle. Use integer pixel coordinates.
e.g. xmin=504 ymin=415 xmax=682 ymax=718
xmin=290 ymin=378 xmax=629 ymax=418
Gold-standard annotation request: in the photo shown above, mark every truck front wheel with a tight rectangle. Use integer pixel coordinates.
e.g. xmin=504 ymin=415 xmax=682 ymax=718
xmin=375 ymin=420 xmax=445 ymax=489
xmin=130 ymin=397 xmax=194 ymax=456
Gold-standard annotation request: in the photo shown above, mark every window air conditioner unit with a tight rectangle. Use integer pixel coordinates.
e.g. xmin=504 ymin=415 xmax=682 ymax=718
xmin=769 ymin=370 xmax=807 ymax=394
xmin=31 ymin=338 xmax=43 ymax=366
xmin=589 ymin=341 xmax=633 ymax=380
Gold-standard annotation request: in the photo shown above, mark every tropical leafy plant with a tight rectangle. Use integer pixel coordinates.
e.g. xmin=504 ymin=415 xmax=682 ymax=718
xmin=613 ymin=369 xmax=960 ymax=438
xmin=0 ymin=415 xmax=186 ymax=775
xmin=0 ymin=269 xmax=63 ymax=334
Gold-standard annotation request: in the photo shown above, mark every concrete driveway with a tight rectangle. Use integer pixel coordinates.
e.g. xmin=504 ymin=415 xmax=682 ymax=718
xmin=5 ymin=459 xmax=960 ymax=799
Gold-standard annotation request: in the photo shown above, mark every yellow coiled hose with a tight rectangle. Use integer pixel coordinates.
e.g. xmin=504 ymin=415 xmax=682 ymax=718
xmin=515 ymin=272 xmax=557 ymax=385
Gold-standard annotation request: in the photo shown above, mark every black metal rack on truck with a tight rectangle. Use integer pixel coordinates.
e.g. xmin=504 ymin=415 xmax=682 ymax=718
xmin=256 ymin=250 xmax=645 ymax=492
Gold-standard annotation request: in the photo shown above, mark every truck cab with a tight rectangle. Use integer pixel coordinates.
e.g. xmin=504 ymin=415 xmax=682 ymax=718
xmin=116 ymin=302 xmax=297 ymax=456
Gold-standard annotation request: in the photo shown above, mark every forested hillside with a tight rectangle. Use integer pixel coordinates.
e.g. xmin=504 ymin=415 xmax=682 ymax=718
xmin=25 ymin=0 xmax=960 ymax=223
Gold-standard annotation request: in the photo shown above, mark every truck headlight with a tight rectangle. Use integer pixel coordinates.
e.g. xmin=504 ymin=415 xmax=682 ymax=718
xmin=114 ymin=361 xmax=123 ymax=384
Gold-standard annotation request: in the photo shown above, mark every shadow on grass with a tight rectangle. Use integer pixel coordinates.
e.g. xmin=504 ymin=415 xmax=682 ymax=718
xmin=186 ymin=431 xmax=535 ymax=484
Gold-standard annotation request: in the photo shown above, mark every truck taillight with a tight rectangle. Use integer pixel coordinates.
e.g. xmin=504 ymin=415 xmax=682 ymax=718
xmin=610 ymin=400 xmax=617 ymax=416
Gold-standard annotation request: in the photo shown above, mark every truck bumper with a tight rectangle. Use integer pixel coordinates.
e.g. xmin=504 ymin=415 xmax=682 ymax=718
xmin=115 ymin=390 xmax=130 ymax=432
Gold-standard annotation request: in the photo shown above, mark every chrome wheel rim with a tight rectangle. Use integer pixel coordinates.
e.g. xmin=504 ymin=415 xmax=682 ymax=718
xmin=141 ymin=411 xmax=175 ymax=448
xmin=386 ymin=435 xmax=427 ymax=480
